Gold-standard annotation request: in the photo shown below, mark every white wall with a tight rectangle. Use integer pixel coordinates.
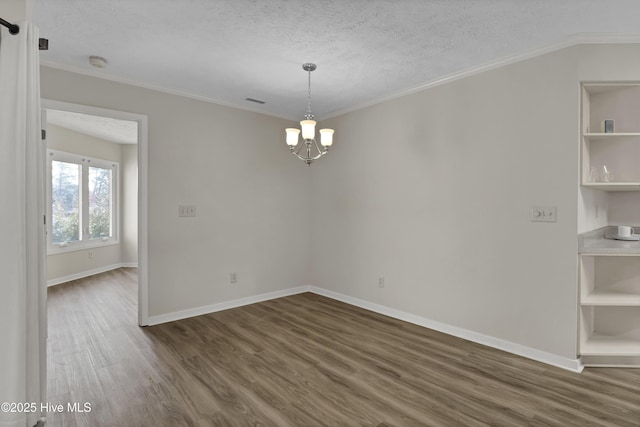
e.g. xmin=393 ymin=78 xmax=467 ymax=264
xmin=46 ymin=124 xmax=123 ymax=281
xmin=121 ymin=144 xmax=138 ymax=264
xmin=1 ymin=0 xmax=30 ymax=21
xmin=309 ymin=43 xmax=640 ymax=361
xmin=41 ymin=66 xmax=311 ymax=317
xmin=310 ymin=46 xmax=582 ymax=360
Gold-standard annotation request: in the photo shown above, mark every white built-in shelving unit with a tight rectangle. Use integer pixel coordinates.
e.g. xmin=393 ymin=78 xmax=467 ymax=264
xmin=579 ymin=253 xmax=640 ymax=358
xmin=581 ymin=84 xmax=640 ymax=190
xmin=579 ymin=82 xmax=640 ymax=367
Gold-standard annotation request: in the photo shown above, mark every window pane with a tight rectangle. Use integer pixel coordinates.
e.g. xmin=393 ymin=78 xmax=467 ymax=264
xmin=89 ymin=166 xmax=112 ymax=239
xmin=51 ymin=160 xmax=80 ymax=244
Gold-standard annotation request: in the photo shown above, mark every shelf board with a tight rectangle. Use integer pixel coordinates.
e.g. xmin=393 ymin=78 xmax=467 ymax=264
xmin=582 ymin=290 xmax=640 ymax=306
xmin=584 ymin=132 xmax=640 ymax=140
xmin=581 ymin=182 xmax=640 ymax=191
xmin=581 ymin=334 xmax=640 ymax=356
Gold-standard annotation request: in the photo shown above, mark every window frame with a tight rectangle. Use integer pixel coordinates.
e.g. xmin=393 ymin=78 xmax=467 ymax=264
xmin=47 ymin=149 xmax=119 ymax=255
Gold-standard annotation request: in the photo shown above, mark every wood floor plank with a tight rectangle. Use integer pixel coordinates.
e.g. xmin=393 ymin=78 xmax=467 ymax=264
xmin=46 ymin=268 xmax=640 ymax=426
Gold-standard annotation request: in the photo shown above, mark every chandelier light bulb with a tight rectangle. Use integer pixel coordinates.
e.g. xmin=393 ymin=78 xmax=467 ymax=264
xmin=285 ymin=128 xmax=300 ymax=146
xmin=300 ymin=120 xmax=316 ymax=140
xmin=320 ymin=129 xmax=334 ymax=147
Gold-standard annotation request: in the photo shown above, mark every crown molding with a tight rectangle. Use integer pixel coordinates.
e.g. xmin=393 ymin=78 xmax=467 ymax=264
xmin=323 ymin=33 xmax=640 ymax=119
xmin=42 ymin=33 xmax=640 ymax=122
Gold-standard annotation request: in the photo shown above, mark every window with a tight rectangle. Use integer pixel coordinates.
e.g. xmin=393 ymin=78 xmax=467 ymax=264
xmin=47 ymin=150 xmax=118 ymax=253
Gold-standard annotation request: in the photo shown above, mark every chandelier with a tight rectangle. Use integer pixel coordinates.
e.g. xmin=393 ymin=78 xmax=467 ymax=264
xmin=285 ymin=63 xmax=334 ymax=166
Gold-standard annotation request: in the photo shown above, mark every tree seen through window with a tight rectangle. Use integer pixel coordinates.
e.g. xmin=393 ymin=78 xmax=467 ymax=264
xmin=89 ymin=166 xmax=112 ymax=239
xmin=51 ymin=160 xmax=80 ymax=244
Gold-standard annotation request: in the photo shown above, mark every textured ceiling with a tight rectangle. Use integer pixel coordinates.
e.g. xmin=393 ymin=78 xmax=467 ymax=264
xmin=47 ymin=109 xmax=138 ymax=144
xmin=33 ymin=1 xmax=640 ymax=121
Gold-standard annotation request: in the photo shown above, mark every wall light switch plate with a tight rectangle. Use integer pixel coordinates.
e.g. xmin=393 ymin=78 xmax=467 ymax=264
xmin=178 ymin=205 xmax=196 ymax=217
xmin=531 ymin=206 xmax=557 ymax=222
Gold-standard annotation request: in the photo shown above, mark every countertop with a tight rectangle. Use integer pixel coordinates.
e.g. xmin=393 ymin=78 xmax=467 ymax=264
xmin=579 ymin=226 xmax=640 ymax=255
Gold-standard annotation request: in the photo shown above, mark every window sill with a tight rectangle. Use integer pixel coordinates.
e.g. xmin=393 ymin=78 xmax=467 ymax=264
xmin=47 ymin=239 xmax=119 ymax=256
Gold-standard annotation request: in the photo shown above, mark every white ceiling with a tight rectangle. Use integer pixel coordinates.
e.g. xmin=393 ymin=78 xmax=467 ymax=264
xmin=33 ymin=1 xmax=640 ymax=121
xmin=47 ymin=109 xmax=138 ymax=144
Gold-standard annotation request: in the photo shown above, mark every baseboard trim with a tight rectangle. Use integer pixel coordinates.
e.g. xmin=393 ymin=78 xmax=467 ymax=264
xmin=308 ymin=286 xmax=583 ymax=373
xmin=47 ymin=263 xmax=132 ymax=287
xmin=121 ymin=262 xmax=139 ymax=268
xmin=146 ymin=286 xmax=311 ymax=326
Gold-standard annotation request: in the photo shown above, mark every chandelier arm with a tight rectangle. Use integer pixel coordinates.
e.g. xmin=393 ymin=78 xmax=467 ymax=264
xmin=311 ymin=150 xmax=328 ymax=161
xmin=291 ymin=151 xmax=312 ymax=162
xmin=312 ymin=138 xmax=324 ymax=156
xmin=291 ymin=151 xmax=304 ymax=161
xmin=304 ymin=151 xmax=326 ymax=162
xmin=304 ymin=149 xmax=328 ymax=162
xmin=289 ymin=142 xmax=327 ymax=162
xmin=290 ymin=147 xmax=328 ymax=163
xmin=291 ymin=142 xmax=311 ymax=160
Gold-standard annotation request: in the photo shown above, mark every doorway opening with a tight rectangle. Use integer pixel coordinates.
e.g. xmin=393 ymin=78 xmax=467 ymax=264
xmin=42 ymin=100 xmax=148 ymax=325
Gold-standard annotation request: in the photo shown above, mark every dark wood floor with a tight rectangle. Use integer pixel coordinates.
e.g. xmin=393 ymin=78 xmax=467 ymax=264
xmin=47 ymin=268 xmax=640 ymax=426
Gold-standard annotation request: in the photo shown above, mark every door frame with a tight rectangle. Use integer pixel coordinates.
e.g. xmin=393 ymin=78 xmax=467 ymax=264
xmin=42 ymin=99 xmax=149 ymax=326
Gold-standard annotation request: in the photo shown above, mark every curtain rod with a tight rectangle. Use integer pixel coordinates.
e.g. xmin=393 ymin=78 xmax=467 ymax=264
xmin=0 ymin=17 xmax=49 ymax=50
xmin=0 ymin=17 xmax=20 ymax=35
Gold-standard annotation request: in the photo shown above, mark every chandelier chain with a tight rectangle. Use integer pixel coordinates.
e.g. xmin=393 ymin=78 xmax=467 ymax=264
xmin=305 ymin=68 xmax=314 ymax=120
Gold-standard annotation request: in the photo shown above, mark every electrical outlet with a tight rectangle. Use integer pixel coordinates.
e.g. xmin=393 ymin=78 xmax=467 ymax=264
xmin=88 ymin=251 xmax=94 ymax=259
xmin=230 ymin=272 xmax=237 ymax=284
xmin=178 ymin=205 xmax=197 ymax=217
xmin=531 ymin=206 xmax=557 ymax=222
xmin=378 ymin=276 xmax=385 ymax=288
